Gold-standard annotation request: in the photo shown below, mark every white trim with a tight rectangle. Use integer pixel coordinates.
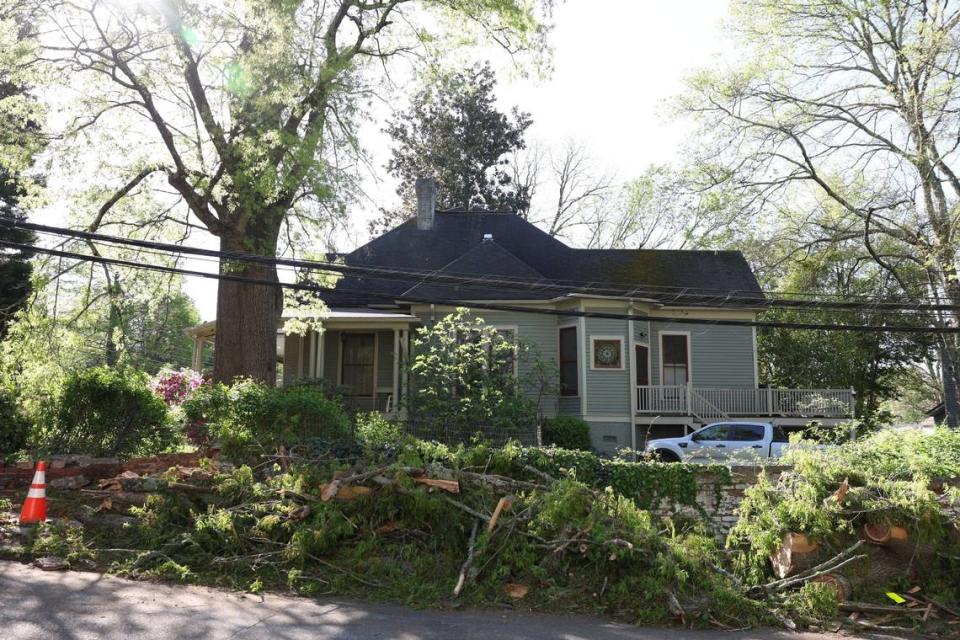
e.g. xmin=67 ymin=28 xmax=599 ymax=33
xmin=297 ymin=334 xmax=305 ymax=379
xmin=752 ymin=326 xmax=759 ymax=388
xmin=627 ymin=310 xmax=637 ymax=457
xmin=557 ymin=322 xmax=579 ymax=399
xmin=589 ymin=335 xmax=626 ymax=371
xmin=578 ymin=307 xmax=588 ymax=414
xmin=316 ymin=331 xmax=324 ymax=379
xmin=582 ymin=415 xmax=634 ymax=423
xmin=372 ymin=332 xmax=379 ymax=401
xmin=392 ymin=329 xmax=400 ymax=414
xmin=659 ymin=330 xmax=691 ymax=386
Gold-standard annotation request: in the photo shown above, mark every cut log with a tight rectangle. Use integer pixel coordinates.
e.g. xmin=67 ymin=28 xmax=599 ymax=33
xmin=863 ymin=522 xmax=894 ymax=545
xmin=770 ymin=533 xmax=820 ymax=579
xmin=813 ymin=573 xmax=852 ymax=602
xmin=412 ymin=477 xmax=460 ymax=493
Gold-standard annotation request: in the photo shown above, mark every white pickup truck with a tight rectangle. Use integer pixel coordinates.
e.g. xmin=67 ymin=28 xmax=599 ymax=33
xmin=645 ymin=421 xmax=791 ymax=463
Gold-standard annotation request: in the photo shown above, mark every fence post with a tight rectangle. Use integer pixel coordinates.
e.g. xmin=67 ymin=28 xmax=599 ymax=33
xmin=767 ymin=387 xmax=773 ymax=416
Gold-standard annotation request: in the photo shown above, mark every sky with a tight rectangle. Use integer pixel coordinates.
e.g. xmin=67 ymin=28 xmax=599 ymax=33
xmin=182 ymin=1 xmax=732 ymax=319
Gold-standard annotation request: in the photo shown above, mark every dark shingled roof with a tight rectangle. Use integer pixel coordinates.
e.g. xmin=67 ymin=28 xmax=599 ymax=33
xmin=321 ymin=212 xmax=762 ymax=306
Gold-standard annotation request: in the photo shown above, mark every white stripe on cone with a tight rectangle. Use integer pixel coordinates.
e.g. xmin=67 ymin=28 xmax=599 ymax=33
xmin=26 ymin=488 xmax=45 ymax=499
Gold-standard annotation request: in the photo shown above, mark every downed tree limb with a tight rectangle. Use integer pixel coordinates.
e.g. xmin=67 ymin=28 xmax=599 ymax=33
xmin=458 ymin=470 xmax=542 ymax=492
xmin=320 ymin=466 xmax=388 ymax=502
xmin=760 ymin=541 xmax=866 ymax=594
xmin=370 ymin=475 xmax=491 ymax=523
xmin=839 ymin=602 xmax=928 ymax=616
xmin=453 ymin=519 xmax=481 ymax=597
xmin=412 ymin=477 xmax=460 ymax=493
xmin=523 ymin=465 xmax=557 ymax=484
xmin=487 ymin=495 xmax=515 ymax=533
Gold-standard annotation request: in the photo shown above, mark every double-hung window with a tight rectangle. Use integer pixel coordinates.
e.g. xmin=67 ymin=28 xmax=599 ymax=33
xmin=661 ymin=334 xmax=689 ymax=386
xmin=559 ymin=326 xmax=578 ymax=396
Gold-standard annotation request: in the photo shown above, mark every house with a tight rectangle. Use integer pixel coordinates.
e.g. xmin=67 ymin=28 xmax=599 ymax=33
xmin=189 ymin=178 xmax=854 ymax=454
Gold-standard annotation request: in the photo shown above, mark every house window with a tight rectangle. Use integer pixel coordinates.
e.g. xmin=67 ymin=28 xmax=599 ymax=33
xmin=341 ymin=333 xmax=375 ymax=396
xmin=661 ymin=333 xmax=689 ymax=386
xmin=591 ymin=336 xmax=624 ymax=370
xmin=559 ymin=326 xmax=578 ymax=396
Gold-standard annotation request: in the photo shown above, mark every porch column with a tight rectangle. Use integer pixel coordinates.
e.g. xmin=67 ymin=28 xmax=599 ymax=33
xmin=627 ymin=305 xmax=637 ymax=458
xmin=317 ymin=329 xmax=325 ymax=381
xmin=398 ymin=329 xmax=409 ymax=419
xmin=308 ymin=331 xmax=317 ymax=378
xmin=392 ymin=329 xmax=400 ymax=416
xmin=191 ymin=337 xmax=204 ymax=371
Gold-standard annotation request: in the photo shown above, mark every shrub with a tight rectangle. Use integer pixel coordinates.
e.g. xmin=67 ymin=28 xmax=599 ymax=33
xmin=355 ymin=412 xmax=404 ymax=448
xmin=0 ymin=388 xmax=30 ymax=463
xmin=151 ymin=367 xmax=204 ymax=406
xmin=182 ymin=379 xmax=352 ymax=460
xmin=406 ymin=309 xmax=540 ymax=433
xmin=36 ymin=366 xmax=177 ymax=458
xmin=542 ymin=415 xmax=592 ymax=451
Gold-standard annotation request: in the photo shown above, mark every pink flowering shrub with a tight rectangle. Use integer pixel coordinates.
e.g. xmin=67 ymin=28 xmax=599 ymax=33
xmin=151 ymin=367 xmax=205 ymax=406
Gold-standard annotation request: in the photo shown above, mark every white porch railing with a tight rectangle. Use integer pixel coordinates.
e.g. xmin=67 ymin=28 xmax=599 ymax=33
xmin=636 ymin=386 xmax=854 ymax=420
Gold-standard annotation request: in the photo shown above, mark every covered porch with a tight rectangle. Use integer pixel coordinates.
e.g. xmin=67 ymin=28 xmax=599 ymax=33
xmin=636 ymin=385 xmax=855 ymax=423
xmin=281 ymin=310 xmax=419 ymax=415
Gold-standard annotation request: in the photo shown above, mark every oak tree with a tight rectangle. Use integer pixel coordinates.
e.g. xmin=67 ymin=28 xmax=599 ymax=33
xmin=18 ymin=0 xmax=552 ymax=383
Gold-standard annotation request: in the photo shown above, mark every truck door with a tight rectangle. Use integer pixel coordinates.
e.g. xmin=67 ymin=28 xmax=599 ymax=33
xmin=728 ymin=423 xmax=767 ymax=462
xmin=688 ymin=423 xmax=732 ymax=460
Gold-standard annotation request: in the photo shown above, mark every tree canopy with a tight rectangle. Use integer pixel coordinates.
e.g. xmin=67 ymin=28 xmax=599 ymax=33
xmin=374 ymin=62 xmax=532 ymax=232
xmin=17 ymin=0 xmax=553 ymax=383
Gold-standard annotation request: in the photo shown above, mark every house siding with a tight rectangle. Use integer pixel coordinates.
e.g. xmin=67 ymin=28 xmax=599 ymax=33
xmin=583 ymin=316 xmax=632 ymax=417
xmin=283 ymin=333 xmax=302 ymax=385
xmin=648 ymin=321 xmax=756 ymax=388
xmin=376 ymin=331 xmax=394 ymax=390
xmin=585 ymin=421 xmax=632 ymax=456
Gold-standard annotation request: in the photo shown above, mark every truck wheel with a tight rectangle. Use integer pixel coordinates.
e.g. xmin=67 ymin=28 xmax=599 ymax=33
xmin=653 ymin=449 xmax=680 ymax=462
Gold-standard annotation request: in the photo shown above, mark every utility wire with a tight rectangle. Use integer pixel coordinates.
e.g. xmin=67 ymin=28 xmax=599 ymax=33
xmin=2 ymin=238 xmax=957 ymax=334
xmin=7 ymin=219 xmax=956 ymax=313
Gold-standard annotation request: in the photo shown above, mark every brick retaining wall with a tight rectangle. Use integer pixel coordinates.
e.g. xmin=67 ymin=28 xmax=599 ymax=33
xmin=0 ymin=452 xmax=205 ymax=490
xmin=655 ymin=466 xmax=790 ymax=540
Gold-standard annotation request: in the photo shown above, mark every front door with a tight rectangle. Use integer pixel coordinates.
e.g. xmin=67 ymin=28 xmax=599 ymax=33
xmin=340 ymin=333 xmax=375 ymax=398
xmin=636 ymin=345 xmax=649 ymax=410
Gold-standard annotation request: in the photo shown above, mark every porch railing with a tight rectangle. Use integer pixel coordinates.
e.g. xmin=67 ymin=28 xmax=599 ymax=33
xmin=636 ymin=386 xmax=854 ymax=420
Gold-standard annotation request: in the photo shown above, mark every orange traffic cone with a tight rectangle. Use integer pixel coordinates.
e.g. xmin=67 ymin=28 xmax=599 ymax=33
xmin=19 ymin=460 xmax=47 ymax=525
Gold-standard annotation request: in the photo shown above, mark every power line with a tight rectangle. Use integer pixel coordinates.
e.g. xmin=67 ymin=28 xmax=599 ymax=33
xmin=2 ymin=238 xmax=957 ymax=334
xmin=7 ymin=218 xmax=956 ymax=314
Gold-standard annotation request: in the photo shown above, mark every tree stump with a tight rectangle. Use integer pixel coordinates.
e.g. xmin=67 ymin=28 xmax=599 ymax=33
xmin=770 ymin=533 xmax=821 ymax=579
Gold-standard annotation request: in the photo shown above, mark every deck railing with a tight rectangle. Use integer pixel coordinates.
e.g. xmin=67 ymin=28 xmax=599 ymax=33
xmin=636 ymin=386 xmax=854 ymax=420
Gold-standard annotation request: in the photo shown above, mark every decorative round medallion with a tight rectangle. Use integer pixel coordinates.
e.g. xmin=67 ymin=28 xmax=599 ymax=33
xmin=597 ymin=343 xmax=618 ymax=365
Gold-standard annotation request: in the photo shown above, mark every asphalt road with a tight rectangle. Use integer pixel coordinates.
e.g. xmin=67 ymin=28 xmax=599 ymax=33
xmin=0 ymin=561 xmax=889 ymax=640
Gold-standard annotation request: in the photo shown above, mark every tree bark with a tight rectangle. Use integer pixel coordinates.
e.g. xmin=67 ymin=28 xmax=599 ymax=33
xmin=212 ymin=233 xmax=282 ymax=385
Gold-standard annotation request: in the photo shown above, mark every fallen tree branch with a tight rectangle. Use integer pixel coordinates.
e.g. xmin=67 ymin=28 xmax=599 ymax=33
xmin=453 ymin=519 xmax=481 ymax=597
xmin=760 ymin=541 xmax=866 ymax=593
xmin=523 ymin=465 xmax=557 ymax=484
xmin=306 ymin=553 xmax=384 ymax=588
xmin=839 ymin=602 xmax=928 ymax=616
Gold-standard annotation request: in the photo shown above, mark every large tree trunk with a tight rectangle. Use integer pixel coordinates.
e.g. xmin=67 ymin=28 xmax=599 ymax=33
xmin=212 ymin=234 xmax=281 ymax=385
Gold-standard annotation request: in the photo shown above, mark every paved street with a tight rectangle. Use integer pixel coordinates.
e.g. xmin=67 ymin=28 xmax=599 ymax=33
xmin=1 ymin=561 xmax=886 ymax=640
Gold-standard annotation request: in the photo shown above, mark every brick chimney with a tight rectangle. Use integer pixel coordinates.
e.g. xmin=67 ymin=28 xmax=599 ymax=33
xmin=415 ymin=176 xmax=436 ymax=230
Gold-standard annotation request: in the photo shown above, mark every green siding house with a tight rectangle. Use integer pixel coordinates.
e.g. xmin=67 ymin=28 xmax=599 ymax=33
xmin=191 ymin=178 xmax=854 ymax=454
